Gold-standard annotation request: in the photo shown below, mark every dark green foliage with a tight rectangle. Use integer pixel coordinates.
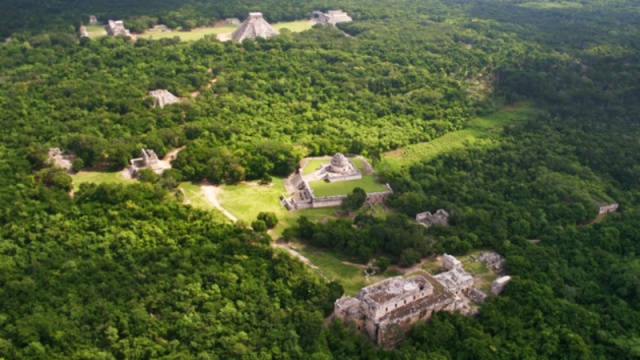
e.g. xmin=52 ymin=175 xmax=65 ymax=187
xmin=290 ymin=213 xmax=431 ymax=265
xmin=341 ymin=187 xmax=367 ymax=212
xmin=251 ymin=219 xmax=268 ymax=232
xmin=1 ymin=0 xmax=640 ymax=357
xmin=257 ymin=211 xmax=278 ymax=229
xmin=0 ymin=179 xmax=340 ymax=357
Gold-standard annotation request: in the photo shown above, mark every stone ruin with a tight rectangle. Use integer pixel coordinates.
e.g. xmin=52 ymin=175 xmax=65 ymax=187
xmin=334 ymin=254 xmax=511 ymax=346
xmin=225 ymin=18 xmax=241 ymax=25
xmin=467 ymin=287 xmax=488 ymax=304
xmin=129 ymin=149 xmax=165 ymax=176
xmin=416 ymin=209 xmax=449 ymax=228
xmin=334 ymin=273 xmax=458 ymax=345
xmin=79 ymin=25 xmax=89 ymax=38
xmin=479 ymin=251 xmax=506 ymax=274
xmin=312 ymin=153 xmax=362 ymax=183
xmin=598 ymin=203 xmax=619 ymax=215
xmin=47 ymin=148 xmax=76 ymax=171
xmin=433 ymin=267 xmax=474 ymax=295
xmin=491 ymin=276 xmax=511 ymax=295
xmin=281 ymin=154 xmax=392 ymax=210
xmin=148 ymin=89 xmax=181 ymax=108
xmin=89 ymin=15 xmax=98 ymax=25
xmin=311 ymin=10 xmax=353 ymax=26
xmin=105 ymin=20 xmax=130 ymax=37
xmin=232 ymin=12 xmax=278 ymax=42
xmin=442 ymin=253 xmax=461 ymax=271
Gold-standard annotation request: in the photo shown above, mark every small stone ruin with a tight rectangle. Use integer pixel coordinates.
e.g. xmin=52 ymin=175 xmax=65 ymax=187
xmin=79 ymin=25 xmax=89 ymax=38
xmin=225 ymin=18 xmax=241 ymax=25
xmin=416 ymin=209 xmax=449 ymax=228
xmin=468 ymin=287 xmax=488 ymax=304
xmin=597 ymin=203 xmax=619 ymax=215
xmin=89 ymin=15 xmax=98 ymax=25
xmin=479 ymin=252 xmax=506 ymax=274
xmin=105 ymin=20 xmax=130 ymax=37
xmin=148 ymin=89 xmax=181 ymax=108
xmin=311 ymin=10 xmax=353 ymax=26
xmin=491 ymin=276 xmax=511 ymax=295
xmin=442 ymin=253 xmax=461 ymax=271
xmin=129 ymin=148 xmax=165 ymax=176
xmin=47 ymin=148 xmax=76 ymax=171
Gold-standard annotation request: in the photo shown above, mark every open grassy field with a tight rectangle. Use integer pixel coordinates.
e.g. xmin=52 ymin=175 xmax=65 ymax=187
xmin=519 ymin=1 xmax=583 ymax=9
xmin=179 ymin=182 xmax=229 ymax=223
xmin=309 ymin=175 xmax=388 ymax=197
xmin=137 ymin=20 xmax=313 ymax=42
xmin=85 ymin=25 xmax=106 ymax=38
xmin=296 ymin=243 xmax=401 ymax=295
xmin=137 ymin=25 xmax=237 ymax=41
xmin=302 ymin=158 xmax=327 ymax=175
xmin=72 ymin=170 xmax=134 ymax=190
xmin=380 ymin=102 xmax=536 ymax=171
xmin=215 ymin=178 xmax=336 ymax=238
xmin=271 ymin=20 xmax=314 ymax=33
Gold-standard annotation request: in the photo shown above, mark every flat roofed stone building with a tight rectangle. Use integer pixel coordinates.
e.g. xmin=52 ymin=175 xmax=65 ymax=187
xmin=416 ymin=209 xmax=449 ymax=228
xmin=232 ymin=12 xmax=278 ymax=42
xmin=334 ymin=273 xmax=456 ymax=345
xmin=433 ymin=267 xmax=474 ymax=295
xmin=312 ymin=10 xmax=353 ymax=26
xmin=106 ymin=20 xmax=130 ymax=37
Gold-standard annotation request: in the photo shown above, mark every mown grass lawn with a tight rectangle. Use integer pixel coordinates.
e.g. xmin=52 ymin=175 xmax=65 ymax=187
xmin=137 ymin=25 xmax=237 ymax=41
xmin=72 ymin=171 xmax=134 ymax=190
xmin=85 ymin=25 xmax=106 ymax=38
xmin=215 ymin=178 xmax=336 ymax=238
xmin=380 ymin=102 xmax=537 ymax=171
xmin=297 ymin=243 xmax=401 ymax=295
xmin=137 ymin=20 xmax=313 ymax=42
xmin=271 ymin=20 xmax=314 ymax=33
xmin=179 ymin=182 xmax=229 ymax=223
xmin=302 ymin=158 xmax=327 ymax=175
xmin=309 ymin=175 xmax=388 ymax=197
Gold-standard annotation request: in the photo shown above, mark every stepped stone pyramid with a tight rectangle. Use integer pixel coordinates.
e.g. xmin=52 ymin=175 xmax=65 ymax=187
xmin=232 ymin=12 xmax=278 ymax=42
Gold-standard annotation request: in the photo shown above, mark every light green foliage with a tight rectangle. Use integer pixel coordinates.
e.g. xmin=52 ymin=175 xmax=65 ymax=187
xmin=380 ymin=102 xmax=536 ymax=171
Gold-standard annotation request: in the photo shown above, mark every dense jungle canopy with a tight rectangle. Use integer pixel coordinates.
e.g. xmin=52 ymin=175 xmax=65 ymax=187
xmin=0 ymin=0 xmax=639 ymax=358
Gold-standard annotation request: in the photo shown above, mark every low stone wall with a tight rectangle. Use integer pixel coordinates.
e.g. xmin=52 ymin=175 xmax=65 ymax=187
xmin=327 ymin=173 xmax=363 ymax=183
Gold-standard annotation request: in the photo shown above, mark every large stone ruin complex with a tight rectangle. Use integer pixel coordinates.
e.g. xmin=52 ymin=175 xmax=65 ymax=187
xmin=148 ymin=89 xmax=181 ymax=108
xmin=334 ymin=273 xmax=458 ymax=345
xmin=281 ymin=154 xmax=392 ymax=210
xmin=106 ymin=20 xmax=130 ymax=37
xmin=334 ymin=254 xmax=511 ymax=346
xmin=232 ymin=12 xmax=278 ymax=42
xmin=416 ymin=209 xmax=449 ymax=228
xmin=311 ymin=10 xmax=353 ymax=26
